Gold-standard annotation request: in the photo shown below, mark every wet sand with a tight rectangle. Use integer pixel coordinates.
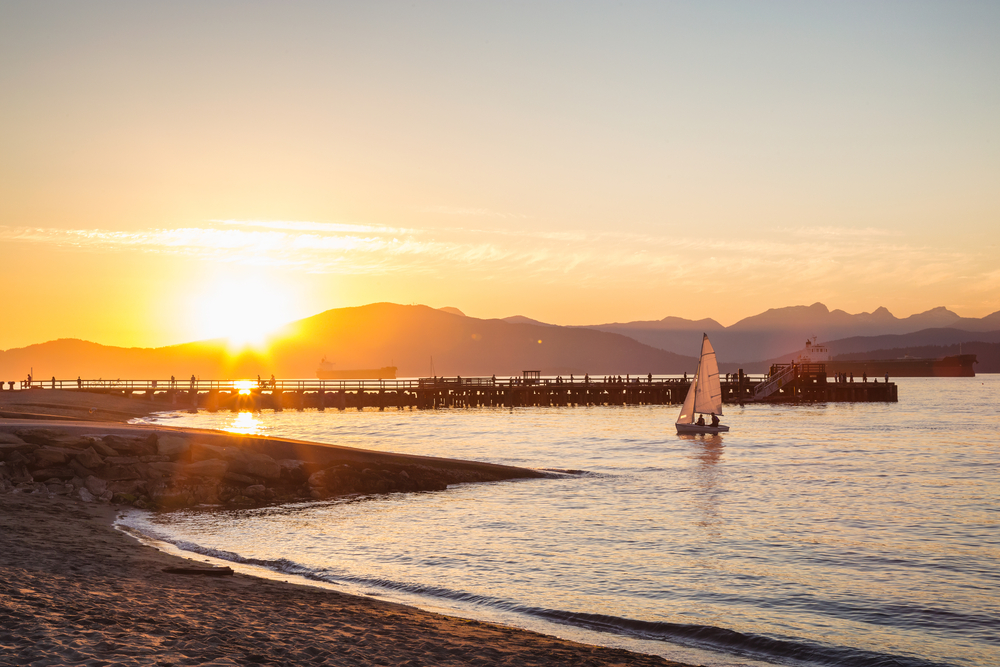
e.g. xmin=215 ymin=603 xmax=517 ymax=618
xmin=0 ymin=397 xmax=694 ymax=666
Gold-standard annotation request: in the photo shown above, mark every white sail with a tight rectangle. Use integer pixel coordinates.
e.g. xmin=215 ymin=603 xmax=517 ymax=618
xmin=676 ymin=334 xmax=724 ymax=424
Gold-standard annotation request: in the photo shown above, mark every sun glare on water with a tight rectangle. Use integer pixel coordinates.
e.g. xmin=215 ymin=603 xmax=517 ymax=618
xmin=225 ymin=411 xmax=262 ymax=435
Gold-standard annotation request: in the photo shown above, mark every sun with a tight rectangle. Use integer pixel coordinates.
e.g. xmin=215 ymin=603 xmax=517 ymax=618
xmin=190 ymin=273 xmax=299 ymax=349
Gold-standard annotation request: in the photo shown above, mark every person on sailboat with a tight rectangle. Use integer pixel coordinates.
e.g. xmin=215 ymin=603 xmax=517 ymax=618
xmin=711 ymin=413 xmax=720 ymax=428
xmin=696 ymin=415 xmax=705 ymax=426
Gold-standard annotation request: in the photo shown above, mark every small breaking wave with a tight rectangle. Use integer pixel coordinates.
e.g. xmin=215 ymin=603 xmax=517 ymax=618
xmin=118 ymin=518 xmax=953 ymax=667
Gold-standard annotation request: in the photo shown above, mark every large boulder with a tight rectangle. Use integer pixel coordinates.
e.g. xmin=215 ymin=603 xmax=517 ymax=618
xmin=184 ymin=459 xmax=228 ymax=478
xmin=228 ymin=452 xmax=281 ymax=480
xmin=84 ymin=475 xmax=108 ymax=496
xmin=0 ymin=441 xmax=37 ymax=462
xmin=74 ymin=446 xmax=104 ymax=470
xmin=157 ymin=435 xmax=190 ymax=458
xmin=32 ymin=447 xmax=76 ymax=469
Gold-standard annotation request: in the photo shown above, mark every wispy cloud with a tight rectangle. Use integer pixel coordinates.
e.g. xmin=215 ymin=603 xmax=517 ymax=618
xmin=0 ymin=221 xmax=988 ymax=301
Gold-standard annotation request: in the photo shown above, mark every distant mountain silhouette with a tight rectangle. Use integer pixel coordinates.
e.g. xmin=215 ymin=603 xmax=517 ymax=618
xmin=718 ymin=328 xmax=1000 ymax=373
xmin=437 ymin=306 xmax=466 ymax=317
xmin=589 ymin=303 xmax=1000 ymax=362
xmin=502 ymin=315 xmax=554 ymax=326
xmin=0 ymin=303 xmax=697 ymax=380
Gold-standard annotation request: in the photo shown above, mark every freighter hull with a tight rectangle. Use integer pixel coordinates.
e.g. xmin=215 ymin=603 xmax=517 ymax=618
xmin=316 ymin=366 xmax=398 ymax=380
xmin=825 ymin=354 xmax=976 ymax=378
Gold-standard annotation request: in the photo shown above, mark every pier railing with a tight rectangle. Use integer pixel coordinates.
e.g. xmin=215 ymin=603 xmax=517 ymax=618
xmin=12 ymin=375 xmax=756 ymax=393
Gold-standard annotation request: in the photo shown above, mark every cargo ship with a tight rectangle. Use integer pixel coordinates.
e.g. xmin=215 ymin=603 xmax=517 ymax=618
xmin=796 ymin=339 xmax=977 ymax=377
xmin=825 ymin=354 xmax=977 ymax=378
xmin=316 ymin=357 xmax=397 ymax=380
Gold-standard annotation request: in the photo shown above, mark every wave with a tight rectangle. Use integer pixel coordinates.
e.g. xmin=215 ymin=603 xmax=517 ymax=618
xmin=119 ymin=522 xmax=955 ymax=667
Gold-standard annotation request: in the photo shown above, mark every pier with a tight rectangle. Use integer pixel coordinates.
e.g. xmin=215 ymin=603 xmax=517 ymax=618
xmin=4 ymin=365 xmax=897 ymax=409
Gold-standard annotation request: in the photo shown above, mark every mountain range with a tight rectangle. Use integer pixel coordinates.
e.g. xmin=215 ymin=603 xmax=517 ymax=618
xmin=2 ymin=302 xmax=998 ymax=380
xmin=582 ymin=302 xmax=1000 ymax=362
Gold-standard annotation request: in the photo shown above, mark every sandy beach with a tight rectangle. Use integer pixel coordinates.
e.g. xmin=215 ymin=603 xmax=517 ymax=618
xmin=0 ymin=391 xmax=693 ymax=666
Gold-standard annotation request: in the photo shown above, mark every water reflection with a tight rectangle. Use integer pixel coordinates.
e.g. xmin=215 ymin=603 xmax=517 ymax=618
xmin=681 ymin=434 xmax=725 ymax=536
xmin=225 ymin=411 xmax=263 ymax=435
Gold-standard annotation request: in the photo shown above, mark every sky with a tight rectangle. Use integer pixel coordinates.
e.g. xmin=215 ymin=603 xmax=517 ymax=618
xmin=2 ymin=1 xmax=998 ymax=350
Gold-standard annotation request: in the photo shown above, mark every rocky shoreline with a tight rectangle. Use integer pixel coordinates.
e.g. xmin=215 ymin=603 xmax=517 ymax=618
xmin=0 ymin=420 xmax=546 ymax=511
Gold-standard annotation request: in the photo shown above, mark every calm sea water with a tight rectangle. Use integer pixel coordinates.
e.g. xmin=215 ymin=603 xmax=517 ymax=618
xmin=125 ymin=377 xmax=999 ymax=667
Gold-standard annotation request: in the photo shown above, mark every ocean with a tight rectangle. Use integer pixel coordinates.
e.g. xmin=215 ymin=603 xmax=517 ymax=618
xmin=125 ymin=376 xmax=999 ymax=667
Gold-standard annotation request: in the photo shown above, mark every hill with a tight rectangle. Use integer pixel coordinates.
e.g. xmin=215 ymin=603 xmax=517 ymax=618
xmin=588 ymin=303 xmax=1000 ymax=362
xmin=0 ymin=303 xmax=698 ymax=380
xmin=719 ymin=329 xmax=1000 ymax=374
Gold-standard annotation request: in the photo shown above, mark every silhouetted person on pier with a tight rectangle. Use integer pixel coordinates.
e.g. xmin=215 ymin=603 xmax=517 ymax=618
xmin=648 ymin=373 xmax=652 ymax=383
xmin=170 ymin=375 xmax=175 ymax=388
xmin=711 ymin=413 xmax=720 ymax=427
xmin=77 ymin=376 xmax=82 ymax=389
xmin=850 ymin=372 xmax=854 ymax=383
xmin=270 ymin=374 xmax=276 ymax=389
xmin=863 ymin=372 xmax=868 ymax=383
xmin=884 ymin=372 xmax=889 ymax=383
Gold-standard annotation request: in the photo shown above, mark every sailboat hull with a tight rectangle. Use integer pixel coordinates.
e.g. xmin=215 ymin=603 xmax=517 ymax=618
xmin=676 ymin=423 xmax=730 ymax=435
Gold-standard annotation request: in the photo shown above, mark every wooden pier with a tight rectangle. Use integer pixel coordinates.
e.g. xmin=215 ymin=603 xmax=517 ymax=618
xmin=5 ymin=365 xmax=897 ymax=410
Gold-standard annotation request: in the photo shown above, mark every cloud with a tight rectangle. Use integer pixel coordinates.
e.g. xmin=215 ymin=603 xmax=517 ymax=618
xmin=0 ymin=221 xmax=989 ymax=301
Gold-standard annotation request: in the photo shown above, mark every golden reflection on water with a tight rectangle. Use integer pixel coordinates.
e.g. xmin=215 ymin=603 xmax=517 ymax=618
xmin=681 ymin=434 xmax=725 ymax=535
xmin=225 ymin=411 xmax=262 ymax=435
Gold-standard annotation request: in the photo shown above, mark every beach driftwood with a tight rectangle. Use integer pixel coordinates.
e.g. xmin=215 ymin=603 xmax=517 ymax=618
xmin=162 ymin=566 xmax=234 ymax=576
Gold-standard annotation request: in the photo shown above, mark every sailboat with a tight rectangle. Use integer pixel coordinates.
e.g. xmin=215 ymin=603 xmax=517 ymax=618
xmin=676 ymin=333 xmax=730 ymax=435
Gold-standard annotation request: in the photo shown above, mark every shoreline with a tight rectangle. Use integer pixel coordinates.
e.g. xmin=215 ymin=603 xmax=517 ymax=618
xmin=0 ymin=399 xmax=697 ymax=666
xmin=0 ymin=491 xmax=691 ymax=666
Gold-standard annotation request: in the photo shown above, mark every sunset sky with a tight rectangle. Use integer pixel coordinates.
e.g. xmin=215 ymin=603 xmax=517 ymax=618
xmin=2 ymin=1 xmax=998 ymax=350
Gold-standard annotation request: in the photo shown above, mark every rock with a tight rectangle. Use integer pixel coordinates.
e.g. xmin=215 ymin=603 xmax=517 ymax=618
xmin=6 ymin=450 xmax=29 ymax=467
xmin=102 ymin=434 xmax=156 ymax=457
xmin=74 ymin=446 xmax=104 ymax=470
xmin=79 ymin=487 xmax=96 ymax=502
xmin=47 ymin=483 xmax=72 ymax=496
xmin=102 ymin=464 xmax=142 ymax=481
xmin=82 ymin=437 xmax=119 ymax=457
xmin=15 ymin=429 xmax=67 ymax=446
xmin=223 ymin=471 xmax=256 ymax=485
xmin=104 ymin=456 xmax=140 ymax=465
xmin=148 ymin=485 xmax=194 ymax=509
xmin=146 ymin=461 xmax=182 ymax=477
xmin=0 ymin=441 xmax=38 ymax=463
xmin=99 ymin=489 xmax=113 ymax=503
xmin=32 ymin=446 xmax=73 ymax=468
xmin=184 ymin=459 xmax=228 ymax=478
xmin=140 ymin=454 xmax=171 ymax=463
xmin=189 ymin=442 xmax=231 ymax=462
xmin=228 ymin=453 xmax=281 ymax=480
xmin=399 ymin=470 xmax=410 ymax=480
xmin=85 ymin=475 xmax=108 ymax=496
xmin=0 ymin=433 xmax=27 ymax=445
xmin=156 ymin=435 xmax=190 ymax=458
xmin=108 ymin=479 xmax=145 ymax=495
xmin=112 ymin=492 xmax=138 ymax=505
xmin=192 ymin=484 xmax=220 ymax=504
xmin=244 ymin=484 xmax=266 ymax=498
xmin=68 ymin=458 xmax=97 ymax=480
xmin=31 ymin=467 xmax=76 ymax=481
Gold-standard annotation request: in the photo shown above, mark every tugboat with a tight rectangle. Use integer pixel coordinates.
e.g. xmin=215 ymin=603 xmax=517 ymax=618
xmin=315 ymin=357 xmax=397 ymax=380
